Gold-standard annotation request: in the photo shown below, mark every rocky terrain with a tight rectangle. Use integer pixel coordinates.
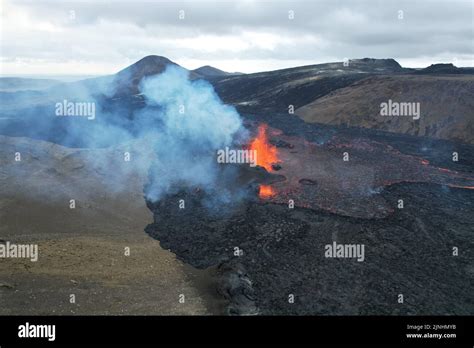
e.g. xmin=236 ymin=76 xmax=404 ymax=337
xmin=143 ymin=118 xmax=473 ymax=315
xmin=145 ymin=111 xmax=474 ymax=315
xmin=146 ymin=182 xmax=474 ymax=315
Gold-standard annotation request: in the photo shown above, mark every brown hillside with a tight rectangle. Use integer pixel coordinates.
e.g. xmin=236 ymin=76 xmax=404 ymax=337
xmin=296 ymin=75 xmax=474 ymax=144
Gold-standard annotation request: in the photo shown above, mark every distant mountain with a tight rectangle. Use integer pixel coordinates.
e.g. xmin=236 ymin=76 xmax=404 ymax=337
xmin=352 ymin=57 xmax=403 ymax=71
xmin=415 ymin=63 xmax=474 ymax=75
xmin=0 ymin=77 xmax=60 ymax=92
xmin=112 ymin=55 xmax=201 ymax=96
xmin=192 ymin=65 xmax=241 ymax=77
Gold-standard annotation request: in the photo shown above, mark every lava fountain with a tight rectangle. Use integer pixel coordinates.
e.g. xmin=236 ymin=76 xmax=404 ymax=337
xmin=249 ymin=124 xmax=280 ymax=171
xmin=248 ymin=124 xmax=281 ymax=198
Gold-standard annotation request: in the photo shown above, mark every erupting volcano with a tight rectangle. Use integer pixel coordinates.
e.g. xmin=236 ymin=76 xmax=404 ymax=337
xmin=142 ymin=98 xmax=474 ymax=317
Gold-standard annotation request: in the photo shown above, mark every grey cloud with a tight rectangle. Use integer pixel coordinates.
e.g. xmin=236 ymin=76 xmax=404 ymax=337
xmin=3 ymin=0 xmax=473 ymax=74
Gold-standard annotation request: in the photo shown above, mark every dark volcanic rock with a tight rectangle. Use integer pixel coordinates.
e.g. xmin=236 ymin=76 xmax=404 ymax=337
xmin=415 ymin=63 xmax=474 ymax=75
xmin=211 ymin=58 xmax=408 ymax=114
xmin=216 ymin=261 xmax=258 ymax=315
xmin=144 ymin=112 xmax=474 ymax=315
xmin=145 ymin=182 xmax=474 ymax=315
xmin=271 ymin=164 xmax=282 ymax=171
xmin=270 ymin=139 xmax=294 ymax=149
xmin=298 ymin=178 xmax=317 ymax=186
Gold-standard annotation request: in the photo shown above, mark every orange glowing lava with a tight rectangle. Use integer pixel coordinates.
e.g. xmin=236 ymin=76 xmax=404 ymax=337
xmin=259 ymin=185 xmax=275 ymax=198
xmin=249 ymin=124 xmax=280 ymax=172
xmin=248 ymin=124 xmax=281 ymax=199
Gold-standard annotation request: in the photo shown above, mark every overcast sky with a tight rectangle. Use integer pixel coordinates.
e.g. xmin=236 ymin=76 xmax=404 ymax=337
xmin=1 ymin=0 xmax=473 ymax=76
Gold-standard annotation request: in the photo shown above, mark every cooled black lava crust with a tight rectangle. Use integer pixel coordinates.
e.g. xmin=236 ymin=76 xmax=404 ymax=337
xmin=145 ymin=119 xmax=474 ymax=315
xmin=145 ymin=182 xmax=473 ymax=315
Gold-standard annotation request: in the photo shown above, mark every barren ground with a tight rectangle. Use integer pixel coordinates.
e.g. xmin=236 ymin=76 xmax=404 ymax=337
xmin=0 ymin=136 xmax=224 ymax=315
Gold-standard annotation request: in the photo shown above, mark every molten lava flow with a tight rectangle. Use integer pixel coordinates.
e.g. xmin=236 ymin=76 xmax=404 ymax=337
xmin=259 ymin=185 xmax=275 ymax=198
xmin=249 ymin=124 xmax=280 ymax=172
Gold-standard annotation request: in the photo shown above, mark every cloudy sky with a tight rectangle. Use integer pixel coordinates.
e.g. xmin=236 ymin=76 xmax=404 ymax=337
xmin=1 ymin=0 xmax=473 ymax=76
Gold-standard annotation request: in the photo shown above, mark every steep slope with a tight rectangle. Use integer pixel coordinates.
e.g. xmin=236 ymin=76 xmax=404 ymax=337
xmin=296 ymin=74 xmax=474 ymax=143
